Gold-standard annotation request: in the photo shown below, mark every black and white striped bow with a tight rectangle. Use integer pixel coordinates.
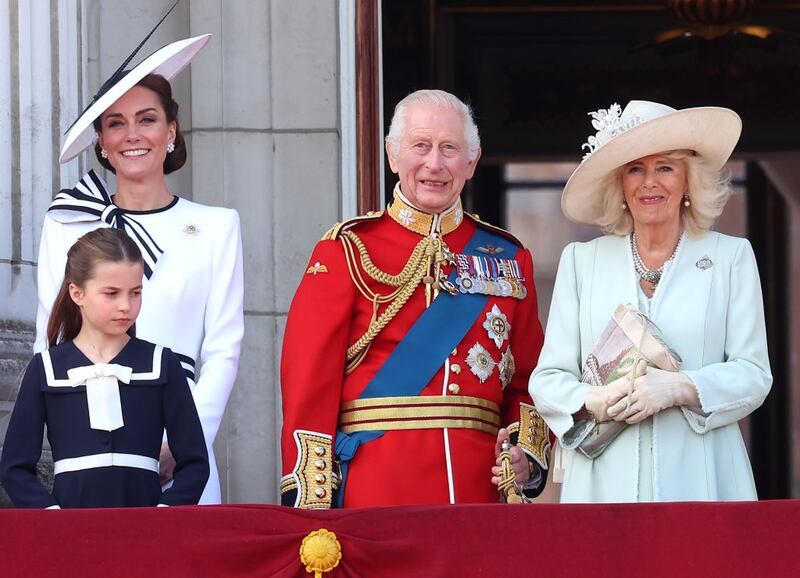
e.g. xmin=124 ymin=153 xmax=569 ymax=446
xmin=48 ymin=170 xmax=164 ymax=279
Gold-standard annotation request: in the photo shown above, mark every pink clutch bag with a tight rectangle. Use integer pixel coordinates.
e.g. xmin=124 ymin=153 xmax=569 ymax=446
xmin=561 ymin=303 xmax=682 ymax=459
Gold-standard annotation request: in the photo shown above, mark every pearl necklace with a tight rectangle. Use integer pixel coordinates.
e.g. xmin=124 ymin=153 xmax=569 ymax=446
xmin=630 ymin=232 xmax=682 ymax=286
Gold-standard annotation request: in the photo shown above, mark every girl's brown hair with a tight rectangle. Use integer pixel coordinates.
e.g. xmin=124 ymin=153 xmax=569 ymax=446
xmin=93 ymin=73 xmax=187 ymax=175
xmin=47 ymin=227 xmax=143 ymax=347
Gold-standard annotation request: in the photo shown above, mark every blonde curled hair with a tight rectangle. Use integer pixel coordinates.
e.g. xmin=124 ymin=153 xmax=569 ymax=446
xmin=593 ymin=150 xmax=733 ymax=236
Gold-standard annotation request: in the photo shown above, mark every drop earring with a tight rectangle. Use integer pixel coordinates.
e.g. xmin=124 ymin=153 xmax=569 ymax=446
xmin=683 ymin=192 xmax=691 ymax=207
xmin=100 ymin=148 xmax=108 ymax=159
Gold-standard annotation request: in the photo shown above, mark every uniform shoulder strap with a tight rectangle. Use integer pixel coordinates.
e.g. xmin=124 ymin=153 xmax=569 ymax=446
xmin=464 ymin=212 xmax=524 ymax=248
xmin=321 ymin=210 xmax=385 ymax=241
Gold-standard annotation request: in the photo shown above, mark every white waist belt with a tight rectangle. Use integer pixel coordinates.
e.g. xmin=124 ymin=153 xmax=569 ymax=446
xmin=54 ymin=453 xmax=159 ymax=475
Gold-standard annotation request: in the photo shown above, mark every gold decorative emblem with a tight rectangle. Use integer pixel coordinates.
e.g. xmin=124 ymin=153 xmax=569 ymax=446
xmin=483 ymin=305 xmax=511 ymax=348
xmin=306 ymin=262 xmax=329 ymax=275
xmin=300 ymin=529 xmax=342 ymax=578
xmin=466 ymin=342 xmax=496 ymax=383
xmin=498 ymin=348 xmax=516 ymax=390
xmin=183 ymin=224 xmax=199 ymax=236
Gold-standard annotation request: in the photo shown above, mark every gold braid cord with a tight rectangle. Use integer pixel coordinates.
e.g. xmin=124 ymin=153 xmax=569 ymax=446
xmin=340 ymin=230 xmax=449 ymax=374
xmin=498 ymin=443 xmax=523 ymax=504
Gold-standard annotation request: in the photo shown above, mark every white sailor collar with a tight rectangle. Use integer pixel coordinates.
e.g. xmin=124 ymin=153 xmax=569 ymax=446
xmin=40 ymin=338 xmax=168 ymax=389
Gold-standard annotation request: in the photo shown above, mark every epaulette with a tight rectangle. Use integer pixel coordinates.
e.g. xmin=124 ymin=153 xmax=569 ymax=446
xmin=321 ymin=210 xmax=385 ymax=241
xmin=464 ymin=212 xmax=524 ymax=248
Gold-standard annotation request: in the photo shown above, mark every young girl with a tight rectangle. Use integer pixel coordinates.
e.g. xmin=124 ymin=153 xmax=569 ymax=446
xmin=0 ymin=228 xmax=208 ymax=508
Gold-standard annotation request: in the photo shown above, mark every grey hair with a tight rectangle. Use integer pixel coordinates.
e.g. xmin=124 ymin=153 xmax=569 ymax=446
xmin=385 ymin=89 xmax=481 ymax=161
xmin=595 ymin=150 xmax=733 ymax=236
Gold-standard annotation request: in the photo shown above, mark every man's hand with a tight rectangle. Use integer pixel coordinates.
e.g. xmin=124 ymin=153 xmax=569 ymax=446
xmin=584 ymin=359 xmax=646 ymax=422
xmin=490 ymin=427 xmax=530 ymax=488
xmin=608 ymin=368 xmax=699 ymax=424
xmin=159 ymin=441 xmax=176 ymax=485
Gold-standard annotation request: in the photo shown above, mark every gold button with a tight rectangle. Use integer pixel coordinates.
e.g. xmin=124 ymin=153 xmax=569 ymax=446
xmin=315 ymin=487 xmax=327 ymax=498
xmin=315 ymin=459 xmax=326 ymax=470
xmin=315 ymin=474 xmax=326 ymax=484
xmin=314 ymin=445 xmax=326 ymax=456
xmin=451 ymin=348 xmax=458 ymax=356
xmin=450 ymin=363 xmax=461 ymax=374
xmin=448 ymin=383 xmax=460 ymax=394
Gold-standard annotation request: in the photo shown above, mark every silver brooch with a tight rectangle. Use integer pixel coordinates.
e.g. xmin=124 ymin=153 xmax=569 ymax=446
xmin=183 ymin=224 xmax=199 ymax=237
xmin=498 ymin=348 xmax=516 ymax=390
xmin=483 ymin=305 xmax=511 ymax=348
xmin=696 ymin=255 xmax=713 ymax=271
xmin=466 ymin=343 xmax=496 ymax=383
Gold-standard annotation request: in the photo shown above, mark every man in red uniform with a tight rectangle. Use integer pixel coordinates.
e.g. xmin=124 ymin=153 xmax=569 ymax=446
xmin=280 ymin=89 xmax=549 ymax=508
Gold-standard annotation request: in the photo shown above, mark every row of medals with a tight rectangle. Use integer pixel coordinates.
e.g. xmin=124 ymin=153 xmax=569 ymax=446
xmin=433 ymin=249 xmax=527 ymax=300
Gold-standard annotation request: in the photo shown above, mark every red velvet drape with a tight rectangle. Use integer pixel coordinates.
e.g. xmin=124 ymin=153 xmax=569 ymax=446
xmin=2 ymin=501 xmax=798 ymax=577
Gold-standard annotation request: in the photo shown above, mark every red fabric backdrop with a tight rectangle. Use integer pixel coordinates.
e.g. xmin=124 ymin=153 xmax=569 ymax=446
xmin=2 ymin=501 xmax=799 ymax=577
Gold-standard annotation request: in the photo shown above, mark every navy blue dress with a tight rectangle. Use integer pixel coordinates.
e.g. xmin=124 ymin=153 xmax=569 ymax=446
xmin=0 ymin=338 xmax=209 ymax=508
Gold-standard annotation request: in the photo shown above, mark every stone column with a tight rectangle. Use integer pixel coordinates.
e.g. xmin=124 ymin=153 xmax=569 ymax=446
xmin=0 ymin=0 xmax=83 ymax=507
xmin=188 ymin=0 xmax=342 ymax=504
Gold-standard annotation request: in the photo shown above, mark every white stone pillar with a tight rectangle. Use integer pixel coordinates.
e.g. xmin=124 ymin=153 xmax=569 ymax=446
xmin=1 ymin=0 xmax=71 ymax=324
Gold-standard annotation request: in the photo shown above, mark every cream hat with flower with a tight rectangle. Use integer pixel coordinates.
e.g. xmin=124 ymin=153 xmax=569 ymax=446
xmin=561 ymin=100 xmax=741 ymax=225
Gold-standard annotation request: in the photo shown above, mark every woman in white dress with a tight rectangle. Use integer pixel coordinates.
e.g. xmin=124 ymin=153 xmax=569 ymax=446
xmin=34 ymin=34 xmax=243 ymax=505
xmin=529 ymin=101 xmax=772 ymax=502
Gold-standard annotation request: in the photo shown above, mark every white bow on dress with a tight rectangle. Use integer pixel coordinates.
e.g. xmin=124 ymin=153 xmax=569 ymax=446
xmin=65 ymin=363 xmax=133 ymax=431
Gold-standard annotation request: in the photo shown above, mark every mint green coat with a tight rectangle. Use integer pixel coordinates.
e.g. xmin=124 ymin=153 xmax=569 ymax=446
xmin=529 ymin=231 xmax=772 ymax=502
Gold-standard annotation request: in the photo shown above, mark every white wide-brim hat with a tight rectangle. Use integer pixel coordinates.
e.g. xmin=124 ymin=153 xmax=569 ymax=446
xmin=561 ymin=100 xmax=742 ymax=225
xmin=59 ymin=33 xmax=212 ymax=164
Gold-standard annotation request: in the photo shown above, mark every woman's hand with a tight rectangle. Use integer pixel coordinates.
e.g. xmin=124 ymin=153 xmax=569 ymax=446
xmin=490 ymin=428 xmax=530 ymax=488
xmin=608 ymin=368 xmax=699 ymax=424
xmin=584 ymin=360 xmax=646 ymax=422
xmin=159 ymin=442 xmax=176 ymax=485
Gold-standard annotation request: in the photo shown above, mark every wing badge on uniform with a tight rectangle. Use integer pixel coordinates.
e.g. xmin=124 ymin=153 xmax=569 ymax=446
xmin=306 ymin=261 xmax=329 ymax=275
xmin=476 ymin=244 xmax=504 ymax=256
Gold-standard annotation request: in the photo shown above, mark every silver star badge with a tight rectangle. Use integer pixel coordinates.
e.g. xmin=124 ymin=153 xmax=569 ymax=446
xmin=466 ymin=343 xmax=496 ymax=383
xmin=483 ymin=304 xmax=511 ymax=348
xmin=498 ymin=348 xmax=516 ymax=390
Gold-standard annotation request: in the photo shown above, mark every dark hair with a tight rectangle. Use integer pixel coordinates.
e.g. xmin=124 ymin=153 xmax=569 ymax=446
xmin=92 ymin=73 xmax=187 ymax=174
xmin=47 ymin=228 xmax=144 ymax=347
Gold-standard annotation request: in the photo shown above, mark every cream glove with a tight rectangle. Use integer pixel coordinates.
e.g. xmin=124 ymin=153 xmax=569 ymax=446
xmin=608 ymin=366 xmax=699 ymax=424
xmin=584 ymin=360 xmax=646 ymax=423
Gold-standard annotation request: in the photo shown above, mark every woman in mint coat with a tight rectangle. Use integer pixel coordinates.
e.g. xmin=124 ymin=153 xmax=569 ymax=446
xmin=529 ymin=101 xmax=772 ymax=503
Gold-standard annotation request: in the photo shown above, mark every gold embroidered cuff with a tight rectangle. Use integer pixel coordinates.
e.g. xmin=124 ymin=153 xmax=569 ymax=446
xmin=516 ymin=403 xmax=551 ymax=470
xmin=289 ymin=431 xmax=335 ymax=509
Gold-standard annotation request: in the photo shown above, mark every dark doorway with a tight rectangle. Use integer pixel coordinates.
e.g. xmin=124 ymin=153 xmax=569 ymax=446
xmin=381 ymin=0 xmax=800 ymax=499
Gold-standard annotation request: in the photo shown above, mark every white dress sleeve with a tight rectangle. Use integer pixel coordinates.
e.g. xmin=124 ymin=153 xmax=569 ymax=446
xmin=528 ymin=242 xmax=590 ymax=438
xmin=681 ymin=239 xmax=772 ymax=433
xmin=34 ymin=216 xmax=70 ymax=353
xmin=193 ymin=208 xmax=244 ymax=446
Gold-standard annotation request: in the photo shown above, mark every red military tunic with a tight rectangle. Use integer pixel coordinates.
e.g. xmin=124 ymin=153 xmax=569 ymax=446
xmin=280 ymin=188 xmax=546 ymax=508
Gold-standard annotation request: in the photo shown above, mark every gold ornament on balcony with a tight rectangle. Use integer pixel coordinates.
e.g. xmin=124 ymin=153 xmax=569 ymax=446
xmin=667 ymin=0 xmax=756 ymax=25
xmin=657 ymin=0 xmax=773 ymax=42
xmin=300 ymin=529 xmax=342 ymax=578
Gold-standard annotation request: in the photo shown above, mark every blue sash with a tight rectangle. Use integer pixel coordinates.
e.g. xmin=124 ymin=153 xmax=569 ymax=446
xmin=335 ymin=226 xmax=519 ymax=506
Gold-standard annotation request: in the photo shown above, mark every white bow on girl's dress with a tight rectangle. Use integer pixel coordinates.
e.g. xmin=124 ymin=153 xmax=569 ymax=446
xmin=65 ymin=363 xmax=133 ymax=431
